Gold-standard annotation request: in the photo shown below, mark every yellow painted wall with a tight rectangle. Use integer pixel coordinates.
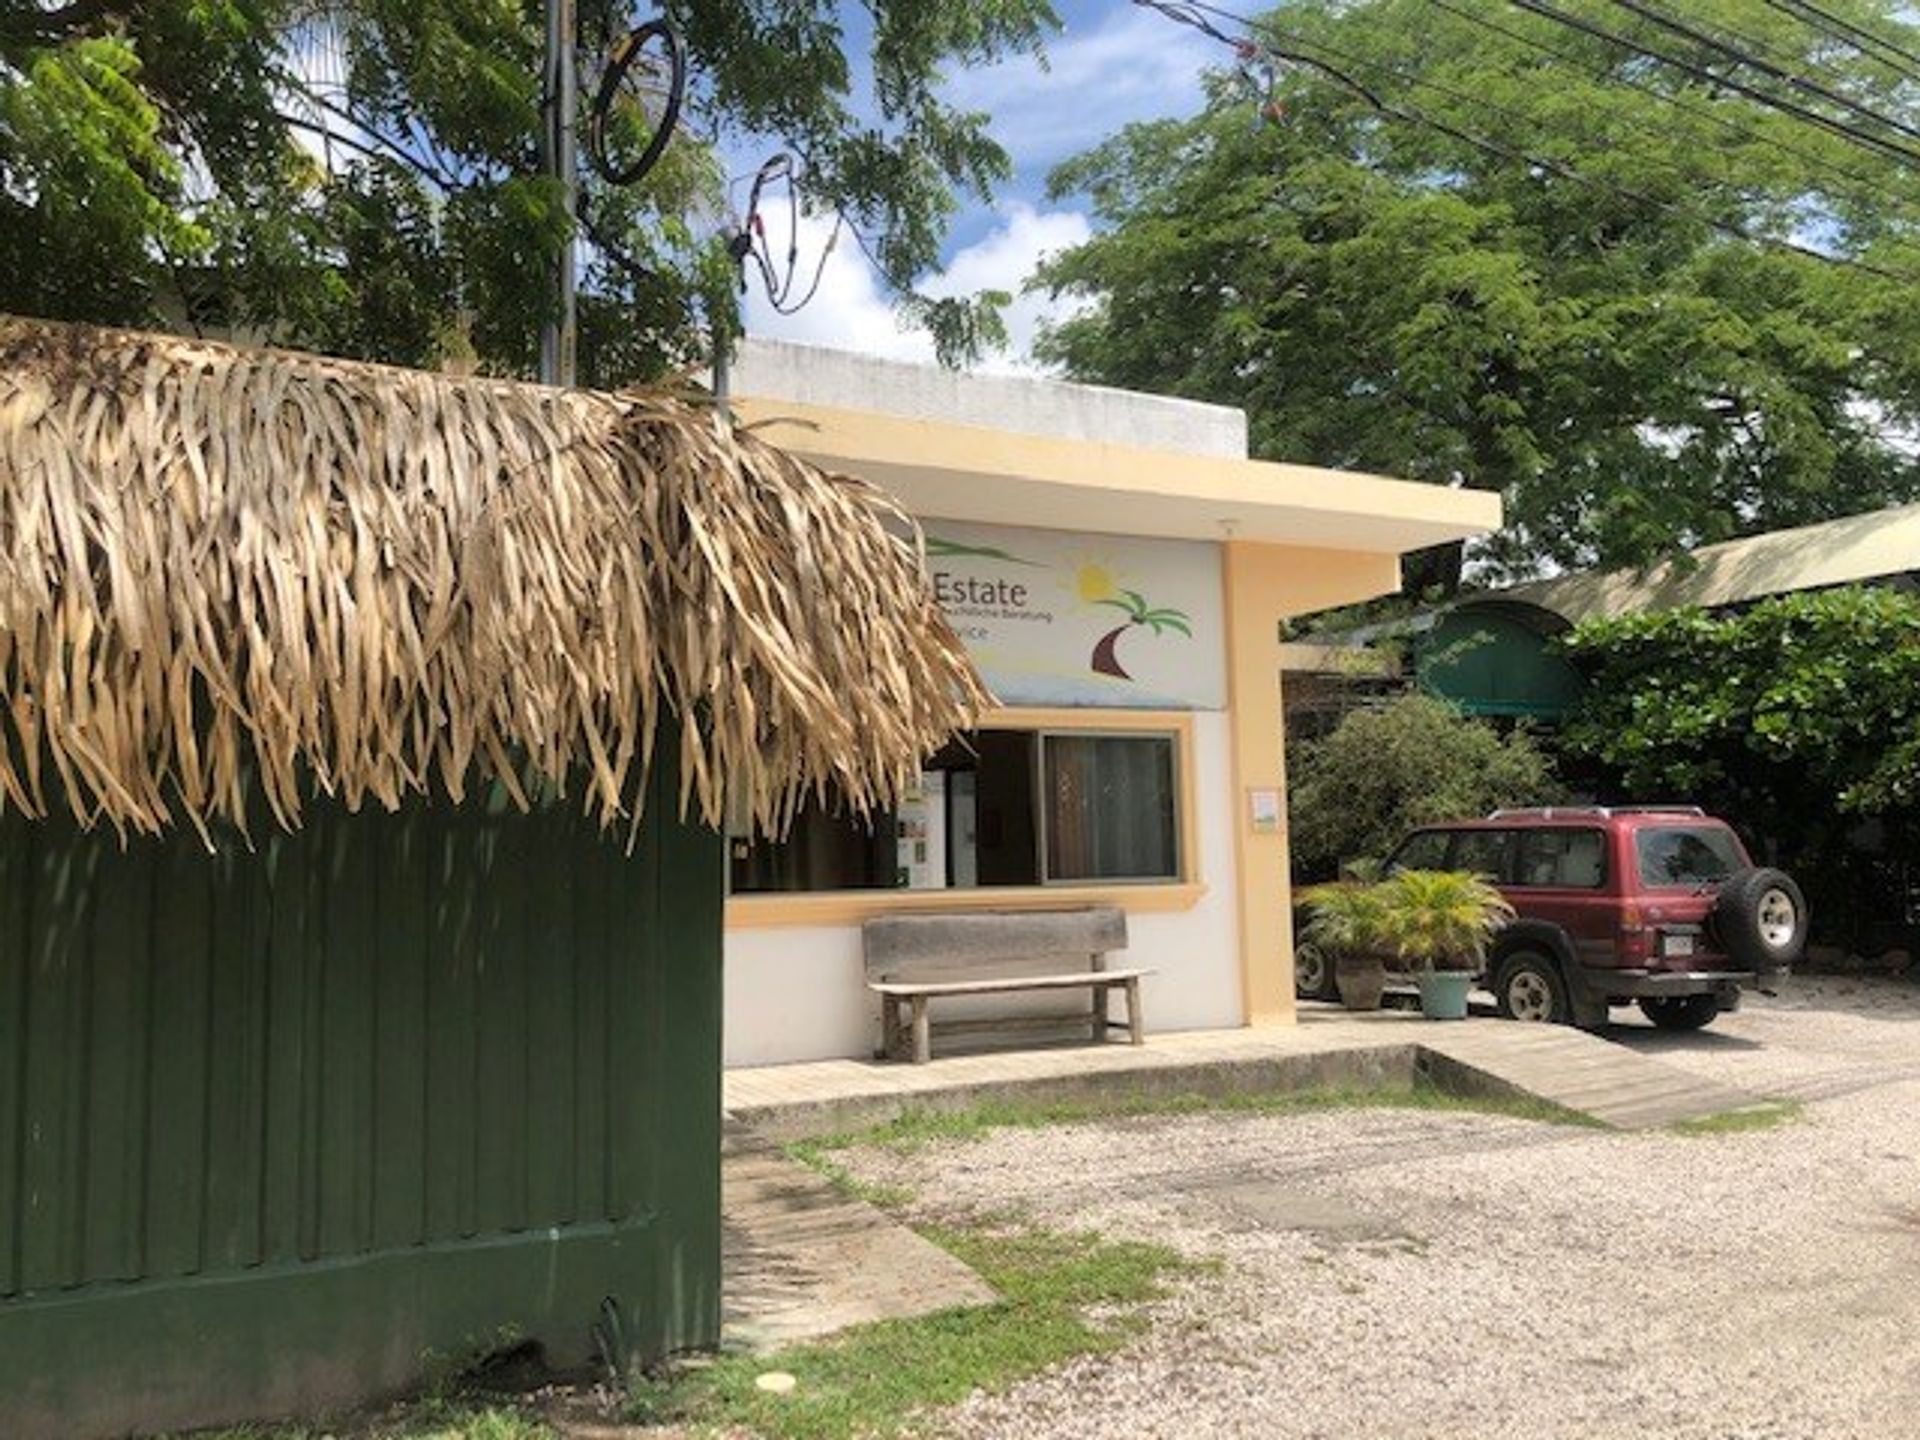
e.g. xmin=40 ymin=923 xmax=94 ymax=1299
xmin=1224 ymin=542 xmax=1401 ymax=1025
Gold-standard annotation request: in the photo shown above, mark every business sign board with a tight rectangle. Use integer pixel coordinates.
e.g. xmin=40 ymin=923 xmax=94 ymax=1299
xmin=922 ymin=519 xmax=1227 ymax=710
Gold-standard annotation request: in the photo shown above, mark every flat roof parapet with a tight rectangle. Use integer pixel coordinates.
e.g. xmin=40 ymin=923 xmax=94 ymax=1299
xmin=728 ymin=338 xmax=1248 ymax=460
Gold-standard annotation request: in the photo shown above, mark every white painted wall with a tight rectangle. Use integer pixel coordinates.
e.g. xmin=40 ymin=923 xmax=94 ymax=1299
xmin=728 ymin=338 xmax=1248 ymax=460
xmin=722 ymin=711 xmax=1244 ymax=1068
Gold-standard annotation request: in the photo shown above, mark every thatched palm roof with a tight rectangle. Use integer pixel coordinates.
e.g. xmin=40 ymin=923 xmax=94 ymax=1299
xmin=0 ymin=317 xmax=987 ymax=840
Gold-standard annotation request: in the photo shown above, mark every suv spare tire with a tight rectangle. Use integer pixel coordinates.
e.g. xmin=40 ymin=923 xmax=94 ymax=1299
xmin=1713 ymin=867 xmax=1808 ymax=974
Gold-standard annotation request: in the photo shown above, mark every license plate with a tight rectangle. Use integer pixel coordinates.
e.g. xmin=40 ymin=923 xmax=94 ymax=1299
xmin=1662 ymin=933 xmax=1695 ymax=958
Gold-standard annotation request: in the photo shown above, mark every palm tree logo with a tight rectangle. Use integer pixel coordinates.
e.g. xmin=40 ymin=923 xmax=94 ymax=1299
xmin=1077 ymin=564 xmax=1191 ymax=679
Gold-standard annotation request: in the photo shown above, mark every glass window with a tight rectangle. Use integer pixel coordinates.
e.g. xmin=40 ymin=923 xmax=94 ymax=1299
xmin=730 ymin=727 xmax=1183 ymax=895
xmin=1636 ymin=826 xmax=1743 ymax=888
xmin=1042 ymin=734 xmax=1179 ymax=883
xmin=1388 ymin=831 xmax=1450 ymax=872
xmin=1449 ymin=830 xmax=1513 ymax=883
xmin=1514 ymin=829 xmax=1607 ymax=889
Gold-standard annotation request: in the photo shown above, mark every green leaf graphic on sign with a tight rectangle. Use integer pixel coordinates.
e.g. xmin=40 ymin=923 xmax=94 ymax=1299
xmin=926 ymin=536 xmax=1039 ymax=565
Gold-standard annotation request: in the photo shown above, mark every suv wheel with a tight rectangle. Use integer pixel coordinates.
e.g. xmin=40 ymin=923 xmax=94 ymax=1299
xmin=1638 ymin=995 xmax=1719 ymax=1031
xmin=1495 ymin=952 xmax=1570 ymax=1025
xmin=1294 ymin=941 xmax=1340 ymax=1002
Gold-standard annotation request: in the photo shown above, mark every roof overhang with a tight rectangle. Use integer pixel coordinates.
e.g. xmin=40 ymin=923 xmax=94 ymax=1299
xmin=732 ymin=398 xmax=1501 ymax=555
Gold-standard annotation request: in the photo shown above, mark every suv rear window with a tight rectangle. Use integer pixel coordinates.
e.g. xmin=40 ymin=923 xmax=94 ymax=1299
xmin=1636 ymin=826 xmax=1742 ymax=887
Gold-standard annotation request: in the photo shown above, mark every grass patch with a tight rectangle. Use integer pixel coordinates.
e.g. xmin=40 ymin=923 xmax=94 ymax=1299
xmin=783 ymin=1138 xmax=915 ymax=1210
xmin=189 ymin=1399 xmax=557 ymax=1439
xmin=630 ymin=1224 xmax=1187 ymax=1440
xmin=787 ymin=1077 xmax=1597 ymax=1166
xmin=1669 ymin=1099 xmax=1804 ymax=1136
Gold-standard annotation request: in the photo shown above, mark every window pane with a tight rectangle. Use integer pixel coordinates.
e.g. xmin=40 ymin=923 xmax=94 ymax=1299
xmin=1449 ymin=830 xmax=1512 ymax=882
xmin=1389 ymin=831 xmax=1450 ymax=872
xmin=729 ymin=799 xmax=898 ymax=892
xmin=1043 ymin=735 xmax=1178 ymax=882
xmin=731 ymin=730 xmax=1040 ymax=893
xmin=1514 ymin=829 xmax=1607 ymax=889
xmin=1636 ymin=827 xmax=1741 ymax=887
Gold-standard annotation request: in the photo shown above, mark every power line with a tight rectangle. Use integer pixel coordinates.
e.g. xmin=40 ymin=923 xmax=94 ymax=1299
xmin=1420 ymin=0 xmax=1918 ymax=210
xmin=1756 ymin=0 xmax=1920 ymax=86
xmin=1136 ymin=0 xmax=1917 ymax=282
xmin=1593 ymin=0 xmax=1920 ymax=147
xmin=1501 ymin=0 xmax=1920 ymax=167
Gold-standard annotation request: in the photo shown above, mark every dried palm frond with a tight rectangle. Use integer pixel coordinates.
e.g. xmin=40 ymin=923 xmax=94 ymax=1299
xmin=0 ymin=317 xmax=989 ymax=841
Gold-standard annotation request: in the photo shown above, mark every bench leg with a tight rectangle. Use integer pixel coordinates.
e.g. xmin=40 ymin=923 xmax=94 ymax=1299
xmin=911 ymin=995 xmax=931 ymax=1065
xmin=880 ymin=995 xmax=900 ymax=1060
xmin=1126 ymin=976 xmax=1144 ymax=1045
xmin=1091 ymin=982 xmax=1111 ymax=1042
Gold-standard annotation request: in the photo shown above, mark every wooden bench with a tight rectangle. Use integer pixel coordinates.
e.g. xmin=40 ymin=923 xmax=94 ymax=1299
xmin=862 ymin=907 xmax=1151 ymax=1064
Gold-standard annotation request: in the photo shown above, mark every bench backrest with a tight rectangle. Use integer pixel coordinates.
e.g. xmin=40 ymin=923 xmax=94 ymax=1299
xmin=862 ymin=906 xmax=1128 ymax=983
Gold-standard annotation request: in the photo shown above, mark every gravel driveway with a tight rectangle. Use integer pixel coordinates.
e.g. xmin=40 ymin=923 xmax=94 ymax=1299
xmin=838 ymin=977 xmax=1920 ymax=1440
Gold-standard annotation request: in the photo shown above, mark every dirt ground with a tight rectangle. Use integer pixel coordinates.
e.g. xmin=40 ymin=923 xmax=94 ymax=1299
xmin=837 ymin=976 xmax=1920 ymax=1440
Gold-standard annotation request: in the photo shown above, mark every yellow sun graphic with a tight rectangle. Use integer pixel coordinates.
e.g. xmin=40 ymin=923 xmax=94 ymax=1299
xmin=1075 ymin=562 xmax=1119 ymax=604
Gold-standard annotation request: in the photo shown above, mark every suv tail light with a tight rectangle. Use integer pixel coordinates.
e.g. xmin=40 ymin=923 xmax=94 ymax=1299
xmin=1617 ymin=904 xmax=1653 ymax=962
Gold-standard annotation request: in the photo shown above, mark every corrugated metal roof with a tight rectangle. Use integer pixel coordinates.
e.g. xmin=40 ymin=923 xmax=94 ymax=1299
xmin=1505 ymin=502 xmax=1920 ymax=622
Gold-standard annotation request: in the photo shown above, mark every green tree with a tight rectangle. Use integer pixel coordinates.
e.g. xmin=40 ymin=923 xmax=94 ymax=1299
xmin=1560 ymin=587 xmax=1920 ymax=943
xmin=1035 ymin=0 xmax=1920 ymax=577
xmin=1287 ymin=692 xmax=1564 ymax=878
xmin=0 ymin=0 xmax=1057 ymax=381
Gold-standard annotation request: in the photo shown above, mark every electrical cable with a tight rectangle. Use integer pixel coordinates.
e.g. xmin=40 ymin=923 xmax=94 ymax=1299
xmin=1419 ymin=0 xmax=1920 ymax=210
xmin=1755 ymin=0 xmax=1920 ymax=86
xmin=1591 ymin=0 xmax=1920 ymax=148
xmin=585 ymin=19 xmax=685 ymax=187
xmin=1497 ymin=0 xmax=1920 ymax=166
xmin=1135 ymin=0 xmax=1919 ymax=282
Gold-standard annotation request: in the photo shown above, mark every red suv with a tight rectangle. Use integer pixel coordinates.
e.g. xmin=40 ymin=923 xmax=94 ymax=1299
xmin=1298 ymin=807 xmax=1806 ymax=1030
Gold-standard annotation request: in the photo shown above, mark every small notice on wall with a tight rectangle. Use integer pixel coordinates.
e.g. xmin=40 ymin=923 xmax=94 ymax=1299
xmin=1248 ymin=788 xmax=1282 ymax=835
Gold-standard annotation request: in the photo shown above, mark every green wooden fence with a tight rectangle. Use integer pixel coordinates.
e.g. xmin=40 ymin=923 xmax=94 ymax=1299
xmin=0 ymin=760 xmax=722 ymax=1438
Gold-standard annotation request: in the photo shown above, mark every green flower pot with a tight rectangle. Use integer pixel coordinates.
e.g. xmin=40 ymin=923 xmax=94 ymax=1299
xmin=1417 ymin=970 xmax=1474 ymax=1021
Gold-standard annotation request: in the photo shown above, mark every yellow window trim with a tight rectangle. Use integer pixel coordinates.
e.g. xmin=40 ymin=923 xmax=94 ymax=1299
xmin=725 ymin=707 xmax=1204 ymax=932
xmin=725 ymin=881 xmax=1208 ymax=930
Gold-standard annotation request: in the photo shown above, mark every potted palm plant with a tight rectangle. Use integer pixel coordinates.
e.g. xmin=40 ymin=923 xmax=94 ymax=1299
xmin=1378 ymin=869 xmax=1515 ymax=1020
xmin=1300 ymin=880 xmax=1393 ymax=1011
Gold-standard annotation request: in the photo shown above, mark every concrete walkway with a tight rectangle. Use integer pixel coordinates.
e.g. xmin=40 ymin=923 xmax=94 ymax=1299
xmin=721 ymin=1123 xmax=995 ymax=1352
xmin=724 ymin=1008 xmax=1763 ymax=1137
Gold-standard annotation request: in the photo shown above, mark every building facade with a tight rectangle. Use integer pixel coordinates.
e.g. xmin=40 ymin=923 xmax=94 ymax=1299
xmin=723 ymin=341 xmax=1501 ymax=1067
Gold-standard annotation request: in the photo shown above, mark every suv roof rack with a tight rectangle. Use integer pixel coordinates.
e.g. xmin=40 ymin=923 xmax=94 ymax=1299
xmin=1485 ymin=805 xmax=1707 ymax=820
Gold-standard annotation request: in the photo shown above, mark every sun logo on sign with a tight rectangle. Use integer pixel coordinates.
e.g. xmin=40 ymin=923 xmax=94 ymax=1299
xmin=1075 ymin=564 xmax=1191 ymax=680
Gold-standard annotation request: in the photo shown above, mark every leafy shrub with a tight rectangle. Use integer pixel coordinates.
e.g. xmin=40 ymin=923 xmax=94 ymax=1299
xmin=1375 ymin=869 xmax=1515 ymax=973
xmin=1288 ymin=693 xmax=1565 ymax=879
xmin=1560 ymin=587 xmax=1920 ymax=948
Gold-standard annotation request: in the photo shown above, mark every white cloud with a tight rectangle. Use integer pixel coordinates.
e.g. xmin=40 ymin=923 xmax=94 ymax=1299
xmin=943 ymin=4 xmax=1216 ymax=174
xmin=742 ymin=201 xmax=1094 ymax=376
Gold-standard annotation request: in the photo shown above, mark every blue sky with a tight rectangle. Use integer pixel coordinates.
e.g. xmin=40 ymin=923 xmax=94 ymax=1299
xmin=743 ymin=2 xmax=1219 ymax=371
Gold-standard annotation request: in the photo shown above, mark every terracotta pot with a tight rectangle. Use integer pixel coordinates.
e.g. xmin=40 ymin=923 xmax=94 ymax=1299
xmin=1334 ymin=953 xmax=1386 ymax=1011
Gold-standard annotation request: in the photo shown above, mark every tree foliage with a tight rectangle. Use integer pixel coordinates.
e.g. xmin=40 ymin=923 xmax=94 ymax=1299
xmin=0 ymin=0 xmax=1058 ymax=381
xmin=1560 ymin=587 xmax=1920 ymax=943
xmin=1288 ymin=693 xmax=1564 ymax=877
xmin=1561 ymin=587 xmax=1920 ymax=813
xmin=1036 ymin=0 xmax=1920 ymax=577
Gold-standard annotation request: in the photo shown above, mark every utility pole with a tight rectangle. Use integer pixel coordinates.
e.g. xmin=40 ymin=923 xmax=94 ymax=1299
xmin=539 ymin=0 xmax=578 ymax=387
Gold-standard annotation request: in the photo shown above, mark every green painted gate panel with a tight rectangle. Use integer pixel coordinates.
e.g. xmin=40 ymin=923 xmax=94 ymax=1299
xmin=0 ymin=757 xmax=723 ymax=1439
xmin=1418 ymin=607 xmax=1586 ymax=720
